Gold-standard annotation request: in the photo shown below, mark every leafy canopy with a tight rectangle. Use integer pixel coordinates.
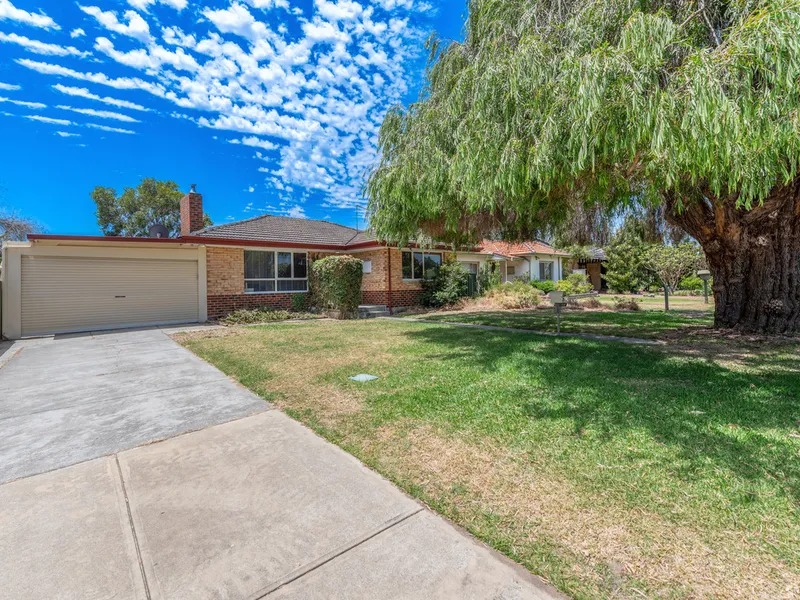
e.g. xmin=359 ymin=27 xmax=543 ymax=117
xmin=93 ymin=178 xmax=211 ymax=237
xmin=367 ymin=0 xmax=800 ymax=243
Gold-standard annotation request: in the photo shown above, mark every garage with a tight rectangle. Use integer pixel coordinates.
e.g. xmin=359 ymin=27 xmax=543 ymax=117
xmin=2 ymin=239 xmax=207 ymax=338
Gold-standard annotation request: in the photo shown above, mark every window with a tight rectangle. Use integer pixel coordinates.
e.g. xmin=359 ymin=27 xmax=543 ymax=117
xmin=539 ymin=261 xmax=554 ymax=281
xmin=401 ymin=251 xmax=442 ymax=280
xmin=507 ymin=266 xmax=516 ymax=276
xmin=362 ymin=259 xmax=372 ymax=274
xmin=244 ymin=250 xmax=308 ymax=293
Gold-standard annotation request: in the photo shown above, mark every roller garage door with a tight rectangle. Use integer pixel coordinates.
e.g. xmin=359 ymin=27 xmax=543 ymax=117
xmin=21 ymin=255 xmax=199 ymax=336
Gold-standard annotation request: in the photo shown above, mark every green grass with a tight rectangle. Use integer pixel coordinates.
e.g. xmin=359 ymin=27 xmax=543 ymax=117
xmin=178 ymin=320 xmax=800 ymax=600
xmin=406 ymin=307 xmax=712 ymax=339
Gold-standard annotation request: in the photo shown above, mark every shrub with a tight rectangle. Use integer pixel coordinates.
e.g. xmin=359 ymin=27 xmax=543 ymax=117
xmin=531 ymin=279 xmax=556 ymax=294
xmin=478 ymin=261 xmax=502 ymax=292
xmin=555 ymin=273 xmax=593 ymax=296
xmin=612 ymin=297 xmax=642 ymax=311
xmin=310 ymin=255 xmax=363 ymax=317
xmin=291 ymin=292 xmax=308 ymax=311
xmin=420 ymin=255 xmax=470 ymax=307
xmin=484 ymin=281 xmax=542 ymax=309
xmin=221 ymin=308 xmax=320 ymax=325
xmin=678 ymin=274 xmax=706 ymax=291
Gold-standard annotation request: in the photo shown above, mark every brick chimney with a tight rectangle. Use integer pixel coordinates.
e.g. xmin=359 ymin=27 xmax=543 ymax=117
xmin=180 ymin=184 xmax=204 ymax=236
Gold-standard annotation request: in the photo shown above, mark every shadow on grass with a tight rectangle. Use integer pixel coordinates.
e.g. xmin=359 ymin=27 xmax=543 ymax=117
xmin=396 ymin=324 xmax=800 ymax=503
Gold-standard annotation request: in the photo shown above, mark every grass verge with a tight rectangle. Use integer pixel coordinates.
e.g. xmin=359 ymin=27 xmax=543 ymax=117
xmin=176 ymin=319 xmax=800 ymax=600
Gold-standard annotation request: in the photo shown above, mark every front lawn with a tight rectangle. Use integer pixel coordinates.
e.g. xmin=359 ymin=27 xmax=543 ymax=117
xmin=406 ymin=306 xmax=712 ymax=340
xmin=177 ymin=320 xmax=800 ymax=600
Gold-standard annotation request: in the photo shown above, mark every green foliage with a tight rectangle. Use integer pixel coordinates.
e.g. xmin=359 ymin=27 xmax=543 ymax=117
xmin=220 ymin=308 xmax=321 ymax=325
xmin=420 ymin=255 xmax=470 ymax=307
xmin=531 ymin=279 xmax=556 ymax=294
xmin=484 ymin=280 xmax=542 ymax=308
xmin=310 ymin=255 xmax=364 ymax=317
xmin=555 ymin=273 xmax=593 ymax=296
xmin=642 ymin=244 xmax=705 ymax=294
xmin=366 ymin=0 xmax=800 ymax=240
xmin=477 ymin=260 xmax=501 ymax=292
xmin=604 ymin=228 xmax=650 ymax=293
xmin=92 ymin=178 xmax=212 ymax=237
xmin=291 ymin=292 xmax=308 ymax=312
xmin=679 ymin=274 xmax=705 ymax=291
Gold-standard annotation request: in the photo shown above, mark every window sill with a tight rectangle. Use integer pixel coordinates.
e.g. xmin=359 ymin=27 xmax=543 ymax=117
xmin=244 ymin=290 xmax=307 ymax=295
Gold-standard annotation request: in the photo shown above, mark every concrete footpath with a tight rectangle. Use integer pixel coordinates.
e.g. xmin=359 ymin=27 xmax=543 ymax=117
xmin=0 ymin=327 xmax=565 ymax=600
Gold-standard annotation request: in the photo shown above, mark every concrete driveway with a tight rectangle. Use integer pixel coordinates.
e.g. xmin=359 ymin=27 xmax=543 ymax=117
xmin=0 ymin=328 xmax=563 ymax=600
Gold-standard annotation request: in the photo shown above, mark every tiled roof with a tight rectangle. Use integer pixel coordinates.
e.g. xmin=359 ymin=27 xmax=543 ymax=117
xmin=477 ymin=239 xmax=570 ymax=257
xmin=191 ymin=214 xmax=376 ymax=247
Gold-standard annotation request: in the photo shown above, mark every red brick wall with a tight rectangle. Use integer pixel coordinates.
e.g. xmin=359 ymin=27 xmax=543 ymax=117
xmin=208 ymin=293 xmax=294 ymax=318
xmin=180 ymin=192 xmax=204 ymax=235
xmin=361 ymin=290 xmax=389 ymax=305
xmin=391 ymin=289 xmax=422 ymax=308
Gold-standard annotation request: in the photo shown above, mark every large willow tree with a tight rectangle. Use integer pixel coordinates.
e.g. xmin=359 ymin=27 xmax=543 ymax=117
xmin=367 ymin=0 xmax=800 ymax=334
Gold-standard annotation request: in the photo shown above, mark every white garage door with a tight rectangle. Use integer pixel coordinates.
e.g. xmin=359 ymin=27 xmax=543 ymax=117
xmin=21 ymin=255 xmax=199 ymax=336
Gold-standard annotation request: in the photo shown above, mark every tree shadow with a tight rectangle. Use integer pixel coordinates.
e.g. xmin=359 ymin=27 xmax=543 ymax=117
xmin=398 ymin=323 xmax=800 ymax=502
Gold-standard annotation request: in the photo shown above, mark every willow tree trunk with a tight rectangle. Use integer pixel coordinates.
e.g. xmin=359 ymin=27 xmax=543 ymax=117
xmin=666 ymin=181 xmax=800 ymax=334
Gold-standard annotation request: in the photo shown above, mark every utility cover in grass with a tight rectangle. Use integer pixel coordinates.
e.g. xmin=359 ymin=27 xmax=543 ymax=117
xmin=349 ymin=374 xmax=378 ymax=382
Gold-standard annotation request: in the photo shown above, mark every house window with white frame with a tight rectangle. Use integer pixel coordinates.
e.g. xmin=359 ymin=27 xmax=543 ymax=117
xmin=244 ymin=250 xmax=308 ymax=293
xmin=539 ymin=260 xmax=554 ymax=281
xmin=401 ymin=251 xmax=442 ymax=280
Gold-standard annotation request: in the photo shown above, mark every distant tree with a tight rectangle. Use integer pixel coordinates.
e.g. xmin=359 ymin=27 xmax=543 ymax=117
xmin=604 ymin=227 xmax=650 ymax=293
xmin=92 ymin=178 xmax=212 ymax=237
xmin=642 ymin=244 xmax=705 ymax=310
xmin=0 ymin=188 xmax=42 ymax=260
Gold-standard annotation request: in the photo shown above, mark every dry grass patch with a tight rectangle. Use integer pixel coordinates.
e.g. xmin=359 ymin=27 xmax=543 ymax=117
xmin=179 ymin=319 xmax=800 ymax=600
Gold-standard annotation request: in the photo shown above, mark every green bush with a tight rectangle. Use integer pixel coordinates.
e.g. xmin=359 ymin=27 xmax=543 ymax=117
xmin=555 ymin=273 xmax=593 ymax=296
xmin=484 ymin=281 xmax=542 ymax=309
xmin=531 ymin=279 xmax=556 ymax=294
xmin=478 ymin=261 xmax=502 ymax=292
xmin=291 ymin=292 xmax=308 ymax=311
xmin=420 ymin=256 xmax=470 ymax=307
xmin=310 ymin=255 xmax=364 ymax=317
xmin=220 ymin=308 xmax=321 ymax=325
xmin=678 ymin=274 xmax=707 ymax=291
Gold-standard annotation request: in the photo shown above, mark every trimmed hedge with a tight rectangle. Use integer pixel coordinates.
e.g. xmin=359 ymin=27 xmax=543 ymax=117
xmin=311 ymin=254 xmax=363 ymax=317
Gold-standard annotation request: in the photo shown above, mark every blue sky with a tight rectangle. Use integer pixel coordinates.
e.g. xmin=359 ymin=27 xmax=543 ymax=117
xmin=0 ymin=0 xmax=466 ymax=234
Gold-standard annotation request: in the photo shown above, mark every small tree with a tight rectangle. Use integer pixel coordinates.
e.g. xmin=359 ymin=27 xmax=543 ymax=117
xmin=604 ymin=228 xmax=649 ymax=293
xmin=642 ymin=244 xmax=704 ymax=311
xmin=310 ymin=255 xmax=363 ymax=318
xmin=477 ymin=261 xmax=501 ymax=292
xmin=93 ymin=178 xmax=212 ymax=237
xmin=420 ymin=255 xmax=470 ymax=307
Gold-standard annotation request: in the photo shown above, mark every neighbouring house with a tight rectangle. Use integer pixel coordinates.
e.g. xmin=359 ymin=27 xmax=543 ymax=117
xmin=0 ymin=188 xmax=569 ymax=338
xmin=568 ymin=247 xmax=608 ymax=292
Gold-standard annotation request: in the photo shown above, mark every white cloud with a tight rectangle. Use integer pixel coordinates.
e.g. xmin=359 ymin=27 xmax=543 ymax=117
xmin=85 ymin=123 xmax=136 ymax=134
xmin=229 ymin=136 xmax=279 ymax=150
xmin=56 ymin=105 xmax=140 ymax=123
xmin=286 ymin=205 xmax=307 ymax=219
xmin=70 ymin=28 xmax=85 ymax=38
xmin=0 ymin=81 xmax=20 ymax=91
xmin=0 ymin=96 xmax=45 ymax=109
xmin=17 ymin=59 xmax=166 ymax=97
xmin=55 ymin=131 xmax=81 ymax=137
xmin=25 ymin=115 xmax=72 ymax=125
xmin=0 ymin=32 xmax=89 ymax=58
xmin=128 ymin=0 xmax=188 ymax=11
xmin=52 ymin=84 xmax=150 ymax=112
xmin=94 ymin=37 xmax=199 ymax=73
xmin=0 ymin=0 xmax=59 ymax=30
xmin=78 ymin=5 xmax=152 ymax=43
xmin=247 ymin=185 xmax=255 ymax=192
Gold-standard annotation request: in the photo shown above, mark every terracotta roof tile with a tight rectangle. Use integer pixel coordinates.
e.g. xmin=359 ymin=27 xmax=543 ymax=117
xmin=477 ymin=239 xmax=569 ymax=257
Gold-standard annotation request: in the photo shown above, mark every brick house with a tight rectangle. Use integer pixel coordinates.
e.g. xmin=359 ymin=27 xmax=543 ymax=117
xmin=1 ymin=188 xmax=569 ymax=338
